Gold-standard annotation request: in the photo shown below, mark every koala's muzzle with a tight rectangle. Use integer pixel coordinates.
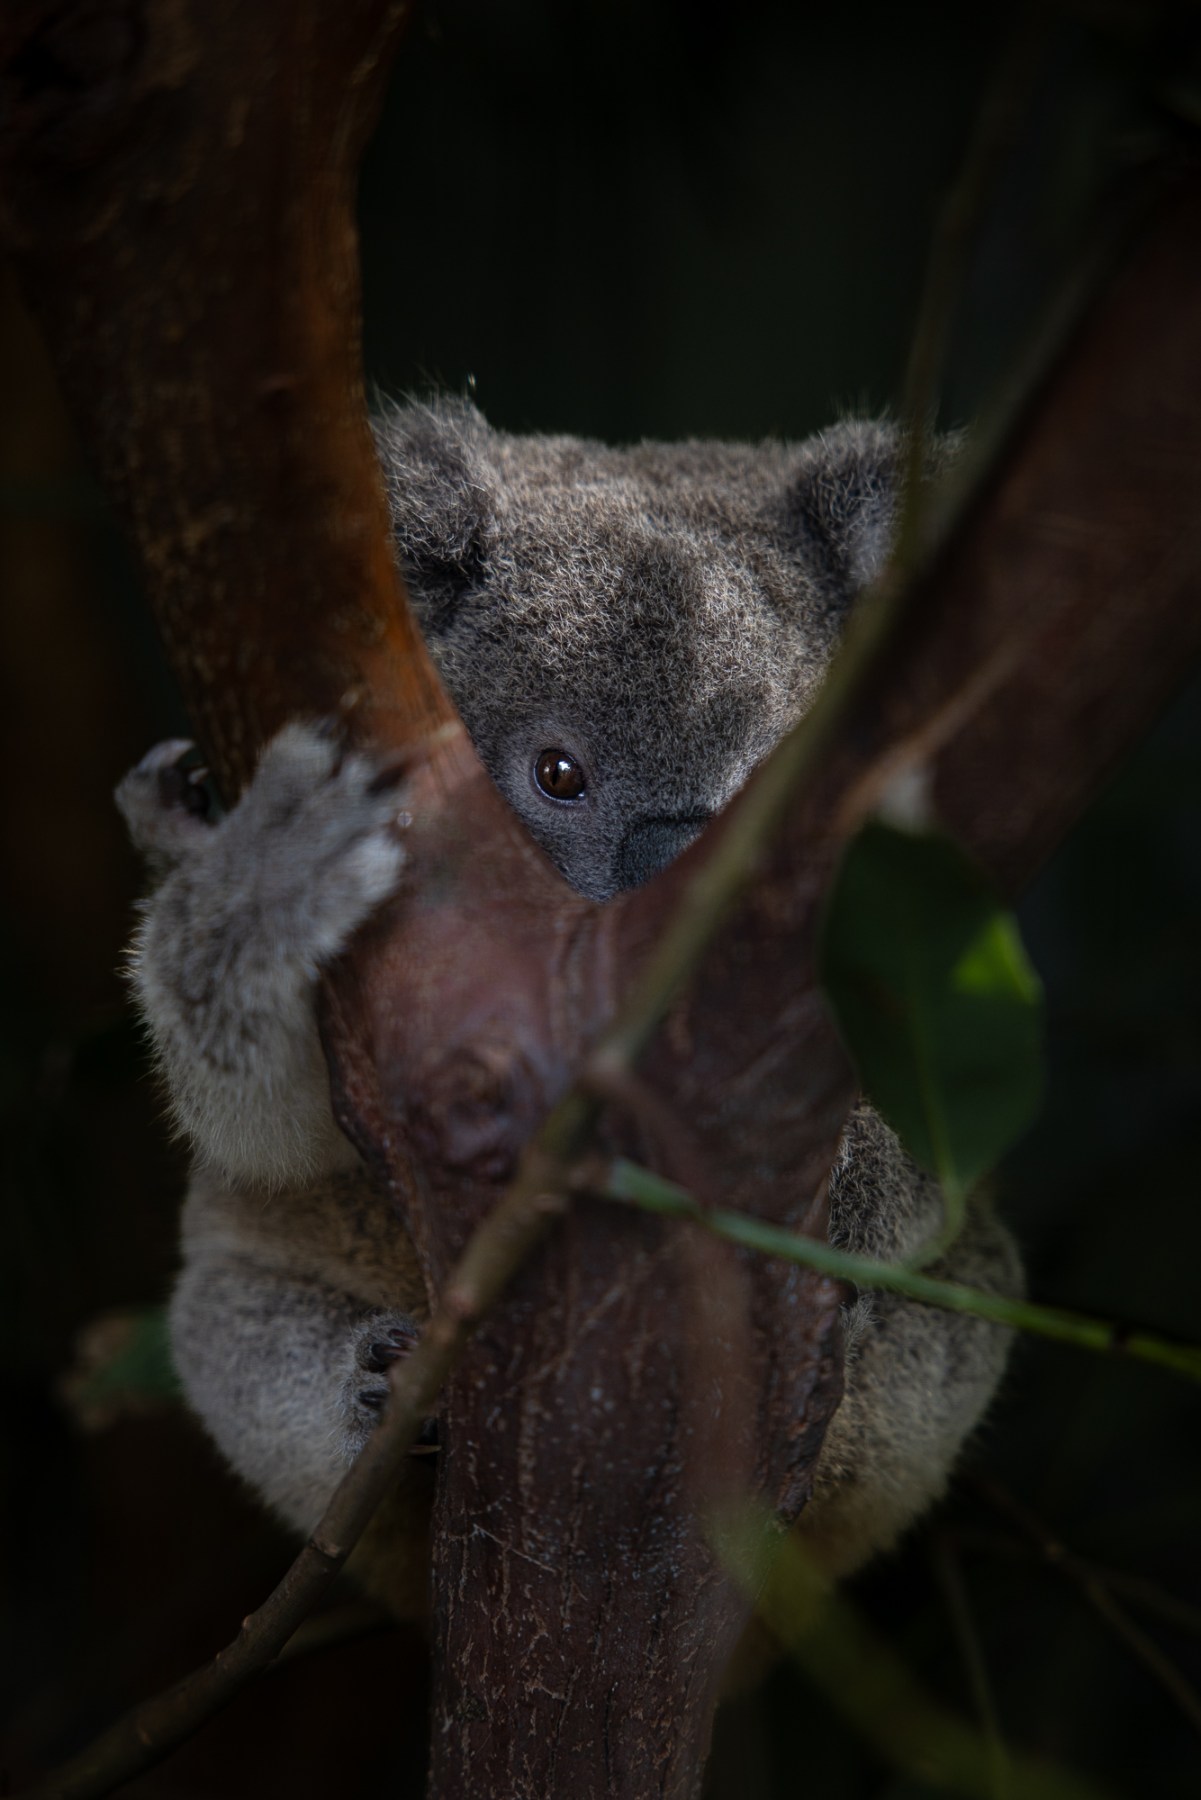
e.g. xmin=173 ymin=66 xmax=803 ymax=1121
xmin=615 ymin=813 xmax=712 ymax=889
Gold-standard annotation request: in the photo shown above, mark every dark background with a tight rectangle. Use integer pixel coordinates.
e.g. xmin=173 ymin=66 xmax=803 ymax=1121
xmin=3 ymin=2 xmax=1199 ymax=1794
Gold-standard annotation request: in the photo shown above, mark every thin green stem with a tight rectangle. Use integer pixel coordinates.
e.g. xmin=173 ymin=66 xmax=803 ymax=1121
xmin=600 ymin=1158 xmax=1201 ymax=1384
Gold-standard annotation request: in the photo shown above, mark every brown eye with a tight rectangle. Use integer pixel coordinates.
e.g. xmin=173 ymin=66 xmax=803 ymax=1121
xmin=534 ymin=748 xmax=586 ymax=801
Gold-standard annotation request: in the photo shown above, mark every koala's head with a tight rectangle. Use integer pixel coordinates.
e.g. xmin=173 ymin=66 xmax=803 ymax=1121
xmin=374 ymin=400 xmax=908 ymax=902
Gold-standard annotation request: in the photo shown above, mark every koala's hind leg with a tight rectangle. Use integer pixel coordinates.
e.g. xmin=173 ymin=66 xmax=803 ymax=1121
xmin=800 ymin=1106 xmax=1023 ymax=1579
xmin=170 ymin=1164 xmax=434 ymax=1611
xmin=118 ymin=726 xmax=408 ymax=1187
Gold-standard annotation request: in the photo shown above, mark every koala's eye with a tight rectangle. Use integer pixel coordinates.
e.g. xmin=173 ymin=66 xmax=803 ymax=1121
xmin=534 ymin=748 xmax=586 ymax=802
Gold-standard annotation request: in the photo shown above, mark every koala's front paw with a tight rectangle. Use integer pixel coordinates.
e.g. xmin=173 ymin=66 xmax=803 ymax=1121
xmin=214 ymin=722 xmax=410 ymax=967
xmin=341 ymin=1313 xmax=438 ymax=1459
xmin=116 ymin=740 xmax=218 ymax=868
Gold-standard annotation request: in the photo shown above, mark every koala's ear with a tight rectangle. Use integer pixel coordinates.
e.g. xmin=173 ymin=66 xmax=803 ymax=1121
xmin=785 ymin=418 xmax=906 ymax=595
xmin=786 ymin=419 xmax=963 ymax=594
xmin=372 ymin=399 xmax=496 ymax=634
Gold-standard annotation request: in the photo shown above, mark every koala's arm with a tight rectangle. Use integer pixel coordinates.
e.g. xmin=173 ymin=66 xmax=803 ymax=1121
xmin=116 ymin=726 xmax=406 ymax=1188
xmin=118 ymin=726 xmax=434 ymax=1604
xmin=799 ymin=1105 xmax=1022 ymax=1579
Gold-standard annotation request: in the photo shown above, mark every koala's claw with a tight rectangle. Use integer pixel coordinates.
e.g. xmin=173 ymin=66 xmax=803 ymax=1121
xmin=413 ymin=1417 xmax=440 ymax=1452
xmin=227 ymin=723 xmax=409 ymax=946
xmin=361 ymin=1321 xmax=421 ymax=1372
xmin=344 ymin=1311 xmax=436 ymax=1454
xmin=115 ymin=739 xmax=218 ymax=864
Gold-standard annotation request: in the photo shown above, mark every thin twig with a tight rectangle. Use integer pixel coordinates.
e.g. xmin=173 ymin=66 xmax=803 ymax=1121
xmin=1093 ymin=1573 xmax=1201 ymax=1643
xmin=967 ymin=1480 xmax=1201 ymax=1741
xmin=598 ymin=1157 xmax=1201 ymax=1384
xmin=931 ymin=1536 xmax=1012 ymax=1800
xmin=947 ymin=1523 xmax=1201 ymax=1642
xmin=1080 ymin=1581 xmax=1201 ymax=1741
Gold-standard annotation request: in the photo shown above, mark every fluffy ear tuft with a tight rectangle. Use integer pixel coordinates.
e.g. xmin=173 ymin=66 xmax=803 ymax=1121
xmin=787 ymin=418 xmax=904 ymax=594
xmin=786 ymin=419 xmax=962 ymax=596
xmin=372 ymin=398 xmax=496 ymax=634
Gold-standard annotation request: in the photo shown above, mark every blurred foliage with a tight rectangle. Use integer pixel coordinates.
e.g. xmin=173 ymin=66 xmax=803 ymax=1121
xmin=718 ymin=1507 xmax=1112 ymax=1800
xmin=820 ymin=822 xmax=1044 ymax=1237
xmin=2 ymin=1 xmax=1199 ymax=1795
xmin=58 ymin=1305 xmax=180 ymax=1434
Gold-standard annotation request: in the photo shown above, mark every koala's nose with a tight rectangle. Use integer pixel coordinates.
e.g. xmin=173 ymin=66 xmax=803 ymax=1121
xmin=614 ymin=814 xmax=712 ymax=890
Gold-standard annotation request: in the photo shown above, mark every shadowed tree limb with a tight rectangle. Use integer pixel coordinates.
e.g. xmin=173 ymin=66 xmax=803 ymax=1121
xmin=0 ymin=0 xmax=445 ymax=793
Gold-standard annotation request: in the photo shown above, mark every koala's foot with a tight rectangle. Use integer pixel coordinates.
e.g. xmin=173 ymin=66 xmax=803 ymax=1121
xmin=344 ymin=1314 xmax=438 ymax=1457
xmin=115 ymin=739 xmax=217 ymax=868
xmin=204 ymin=722 xmax=409 ymax=965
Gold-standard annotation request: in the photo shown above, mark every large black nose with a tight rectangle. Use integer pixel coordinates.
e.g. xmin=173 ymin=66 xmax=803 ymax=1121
xmin=614 ymin=814 xmax=712 ymax=890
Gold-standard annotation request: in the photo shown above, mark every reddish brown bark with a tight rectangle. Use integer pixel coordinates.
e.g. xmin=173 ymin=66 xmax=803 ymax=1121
xmin=321 ymin=171 xmax=1201 ymax=1799
xmin=3 ymin=4 xmax=1200 ymax=1794
xmin=0 ymin=0 xmax=449 ymax=793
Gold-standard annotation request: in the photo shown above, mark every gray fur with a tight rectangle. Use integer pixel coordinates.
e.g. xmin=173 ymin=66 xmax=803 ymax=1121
xmin=374 ymin=401 xmax=928 ymax=900
xmin=811 ymin=1106 xmax=1020 ymax=1575
xmin=118 ymin=725 xmax=405 ymax=1186
xmin=170 ymin=1163 xmax=428 ymax=1533
xmin=119 ymin=404 xmax=1020 ymax=1595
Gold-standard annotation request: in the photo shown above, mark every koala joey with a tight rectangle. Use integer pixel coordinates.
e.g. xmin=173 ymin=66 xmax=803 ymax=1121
xmin=116 ymin=400 xmax=1020 ymax=1612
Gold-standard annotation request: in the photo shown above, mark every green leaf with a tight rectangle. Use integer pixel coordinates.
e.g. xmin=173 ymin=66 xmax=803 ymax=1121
xmin=62 ymin=1305 xmax=181 ymax=1430
xmin=818 ymin=820 xmax=1044 ymax=1209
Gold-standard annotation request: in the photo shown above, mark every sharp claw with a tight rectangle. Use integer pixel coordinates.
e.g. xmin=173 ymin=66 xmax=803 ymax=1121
xmin=362 ymin=1322 xmax=420 ymax=1372
xmin=157 ymin=760 xmax=213 ymax=821
xmin=407 ymin=1423 xmax=441 ymax=1457
xmin=134 ymin=738 xmax=196 ymax=775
